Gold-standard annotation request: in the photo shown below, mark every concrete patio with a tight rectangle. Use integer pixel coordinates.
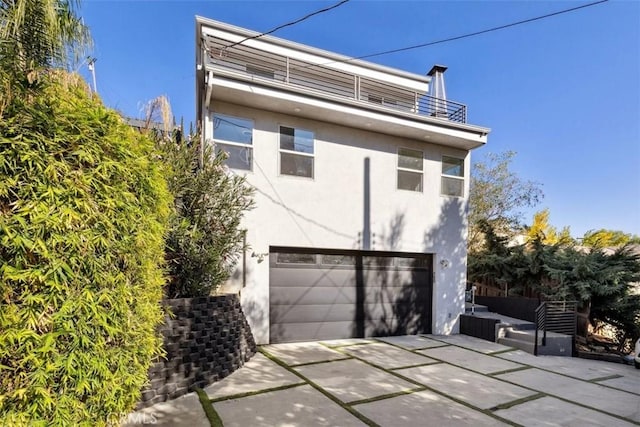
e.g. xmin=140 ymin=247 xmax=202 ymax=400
xmin=124 ymin=334 xmax=640 ymax=426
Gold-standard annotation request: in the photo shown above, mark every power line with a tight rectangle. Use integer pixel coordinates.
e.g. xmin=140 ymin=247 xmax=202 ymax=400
xmin=224 ymin=0 xmax=351 ymax=51
xmin=302 ymin=0 xmax=609 ymax=68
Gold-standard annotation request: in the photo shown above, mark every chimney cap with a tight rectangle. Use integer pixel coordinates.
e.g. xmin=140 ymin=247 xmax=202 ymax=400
xmin=427 ymin=65 xmax=448 ymax=76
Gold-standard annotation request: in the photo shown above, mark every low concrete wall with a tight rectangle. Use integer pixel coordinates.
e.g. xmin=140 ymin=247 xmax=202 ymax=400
xmin=460 ymin=314 xmax=499 ymax=342
xmin=138 ymin=294 xmax=257 ymax=408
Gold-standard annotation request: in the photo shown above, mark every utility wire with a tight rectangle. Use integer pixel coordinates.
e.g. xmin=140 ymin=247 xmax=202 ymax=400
xmin=301 ymin=0 xmax=609 ymax=68
xmin=223 ymin=0 xmax=350 ymax=50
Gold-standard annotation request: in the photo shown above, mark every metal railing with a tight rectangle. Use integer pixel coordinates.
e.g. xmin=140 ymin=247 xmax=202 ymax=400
xmin=534 ymin=301 xmax=577 ymax=356
xmin=204 ymin=36 xmax=467 ymax=123
xmin=534 ymin=303 xmax=546 ymax=356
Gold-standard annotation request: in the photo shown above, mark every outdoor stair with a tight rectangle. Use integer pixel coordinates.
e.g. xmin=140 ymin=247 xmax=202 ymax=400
xmin=498 ymin=328 xmax=573 ymax=356
xmin=464 ymin=303 xmax=573 ymax=357
xmin=464 ymin=303 xmax=489 ymax=313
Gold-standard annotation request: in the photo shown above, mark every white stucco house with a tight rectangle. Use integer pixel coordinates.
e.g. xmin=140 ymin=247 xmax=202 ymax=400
xmin=196 ymin=17 xmax=490 ymax=344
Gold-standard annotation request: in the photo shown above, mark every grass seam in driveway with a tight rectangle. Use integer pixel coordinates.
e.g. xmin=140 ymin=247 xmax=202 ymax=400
xmin=320 ymin=340 xmax=375 ymax=349
xmin=488 ymin=347 xmax=519 ymax=355
xmin=347 ymin=388 xmax=427 ymax=407
xmin=195 ymin=388 xmax=223 ymax=427
xmin=370 ymin=360 xmax=522 ymax=427
xmin=488 ymin=393 xmax=546 ymax=411
xmin=418 ymin=334 xmax=517 ymax=356
xmin=389 ymin=361 xmax=440 ymax=370
xmin=330 ymin=341 xmax=441 ymax=372
xmin=491 ymin=352 xmax=640 ymax=393
xmin=587 ymin=375 xmax=640 ymax=397
xmin=405 ymin=340 xmax=640 ymax=423
xmin=287 ymin=356 xmax=352 ymax=368
xmin=405 ymin=349 xmax=529 ymax=377
xmin=209 ymin=382 xmax=306 ymax=403
xmin=488 ymin=366 xmax=533 ymax=377
xmin=492 ymin=373 xmax=639 ymax=424
xmin=587 ymin=374 xmax=623 ymax=382
xmin=370 ymin=337 xmax=449 ymax=352
xmin=258 ymin=348 xmax=380 ymax=427
xmin=328 ymin=342 xmax=521 ymax=427
xmin=332 ymin=337 xmax=633 ymax=425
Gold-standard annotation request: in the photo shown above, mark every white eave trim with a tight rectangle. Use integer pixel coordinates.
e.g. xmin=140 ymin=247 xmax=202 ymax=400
xmin=208 ymin=76 xmax=489 ymax=147
xmin=206 ymin=70 xmax=490 ymax=138
xmin=205 ymin=70 xmax=213 ymax=108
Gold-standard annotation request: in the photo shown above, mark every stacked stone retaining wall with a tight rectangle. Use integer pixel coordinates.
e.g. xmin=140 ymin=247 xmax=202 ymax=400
xmin=138 ymin=294 xmax=256 ymax=408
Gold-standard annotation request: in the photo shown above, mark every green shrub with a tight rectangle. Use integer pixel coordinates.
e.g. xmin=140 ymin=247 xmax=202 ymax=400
xmin=469 ymin=226 xmax=640 ymax=351
xmin=0 ymin=73 xmax=171 ymax=426
xmin=159 ymin=131 xmax=254 ymax=298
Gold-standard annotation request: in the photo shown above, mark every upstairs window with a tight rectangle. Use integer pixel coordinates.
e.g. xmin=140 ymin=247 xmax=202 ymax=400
xmin=397 ymin=148 xmax=423 ymax=192
xmin=441 ymin=156 xmax=465 ymax=197
xmin=213 ymin=114 xmax=253 ymax=170
xmin=279 ymin=126 xmax=314 ymax=178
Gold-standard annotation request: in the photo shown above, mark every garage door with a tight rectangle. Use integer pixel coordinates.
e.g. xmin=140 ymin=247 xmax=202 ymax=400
xmin=269 ymin=247 xmax=433 ymax=343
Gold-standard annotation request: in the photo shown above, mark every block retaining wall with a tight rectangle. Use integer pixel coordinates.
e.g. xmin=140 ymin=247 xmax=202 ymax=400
xmin=138 ymin=294 xmax=256 ymax=408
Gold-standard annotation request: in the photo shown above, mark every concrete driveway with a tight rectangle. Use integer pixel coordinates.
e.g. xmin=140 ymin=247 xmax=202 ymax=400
xmin=125 ymin=334 xmax=640 ymax=426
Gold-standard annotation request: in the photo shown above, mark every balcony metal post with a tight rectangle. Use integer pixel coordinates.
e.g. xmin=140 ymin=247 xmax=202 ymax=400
xmin=354 ymin=75 xmax=360 ymax=100
xmin=285 ymin=57 xmax=290 ymax=84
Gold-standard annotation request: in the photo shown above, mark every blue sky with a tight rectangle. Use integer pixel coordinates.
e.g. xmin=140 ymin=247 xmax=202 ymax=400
xmin=79 ymin=0 xmax=640 ymax=237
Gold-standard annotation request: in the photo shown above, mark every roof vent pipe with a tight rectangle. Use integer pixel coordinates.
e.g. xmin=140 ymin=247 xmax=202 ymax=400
xmin=427 ymin=65 xmax=448 ymax=119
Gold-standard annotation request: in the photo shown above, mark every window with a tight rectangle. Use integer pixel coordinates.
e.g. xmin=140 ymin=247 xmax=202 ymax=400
xmin=321 ymin=254 xmax=356 ymax=266
xmin=276 ymin=253 xmax=316 ymax=265
xmin=213 ymin=114 xmax=253 ymax=170
xmin=397 ymin=148 xmax=423 ymax=192
xmin=441 ymin=156 xmax=465 ymax=197
xmin=395 ymin=257 xmax=430 ymax=269
xmin=279 ymin=126 xmax=314 ymax=178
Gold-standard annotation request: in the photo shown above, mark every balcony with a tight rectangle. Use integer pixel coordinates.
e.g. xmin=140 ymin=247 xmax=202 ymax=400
xmin=202 ymin=34 xmax=467 ymax=124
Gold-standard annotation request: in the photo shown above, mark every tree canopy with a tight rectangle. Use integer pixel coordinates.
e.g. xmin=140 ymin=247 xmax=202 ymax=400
xmin=469 ymin=225 xmax=640 ymax=351
xmin=525 ymin=208 xmax=574 ymax=246
xmin=581 ymin=229 xmax=640 ymax=249
xmin=140 ymin=96 xmax=255 ymax=298
xmin=468 ymin=151 xmax=543 ymax=252
xmin=0 ymin=0 xmax=90 ymax=72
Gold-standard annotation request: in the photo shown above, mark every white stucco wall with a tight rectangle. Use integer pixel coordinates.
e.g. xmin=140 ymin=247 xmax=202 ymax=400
xmin=208 ymin=101 xmax=471 ymax=344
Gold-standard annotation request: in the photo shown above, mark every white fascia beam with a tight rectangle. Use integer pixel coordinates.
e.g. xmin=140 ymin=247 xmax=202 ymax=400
xmin=205 ymin=70 xmax=213 ymax=109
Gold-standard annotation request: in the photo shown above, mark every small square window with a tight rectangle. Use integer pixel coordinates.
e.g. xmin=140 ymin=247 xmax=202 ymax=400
xmin=398 ymin=170 xmax=423 ymax=192
xmin=397 ymin=148 xmax=423 ymax=192
xmin=213 ymin=114 xmax=253 ymax=145
xmin=218 ymin=144 xmax=252 ymax=170
xmin=441 ymin=176 xmax=464 ymax=197
xmin=213 ymin=113 xmax=253 ymax=171
xmin=279 ymin=126 xmax=314 ymax=178
xmin=442 ymin=156 xmax=464 ymax=177
xmin=441 ymin=156 xmax=465 ymax=197
xmin=399 ymin=148 xmax=423 ymax=171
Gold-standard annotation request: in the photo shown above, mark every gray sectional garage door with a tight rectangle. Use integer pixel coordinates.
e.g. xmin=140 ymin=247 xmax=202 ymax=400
xmin=269 ymin=247 xmax=433 ymax=343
